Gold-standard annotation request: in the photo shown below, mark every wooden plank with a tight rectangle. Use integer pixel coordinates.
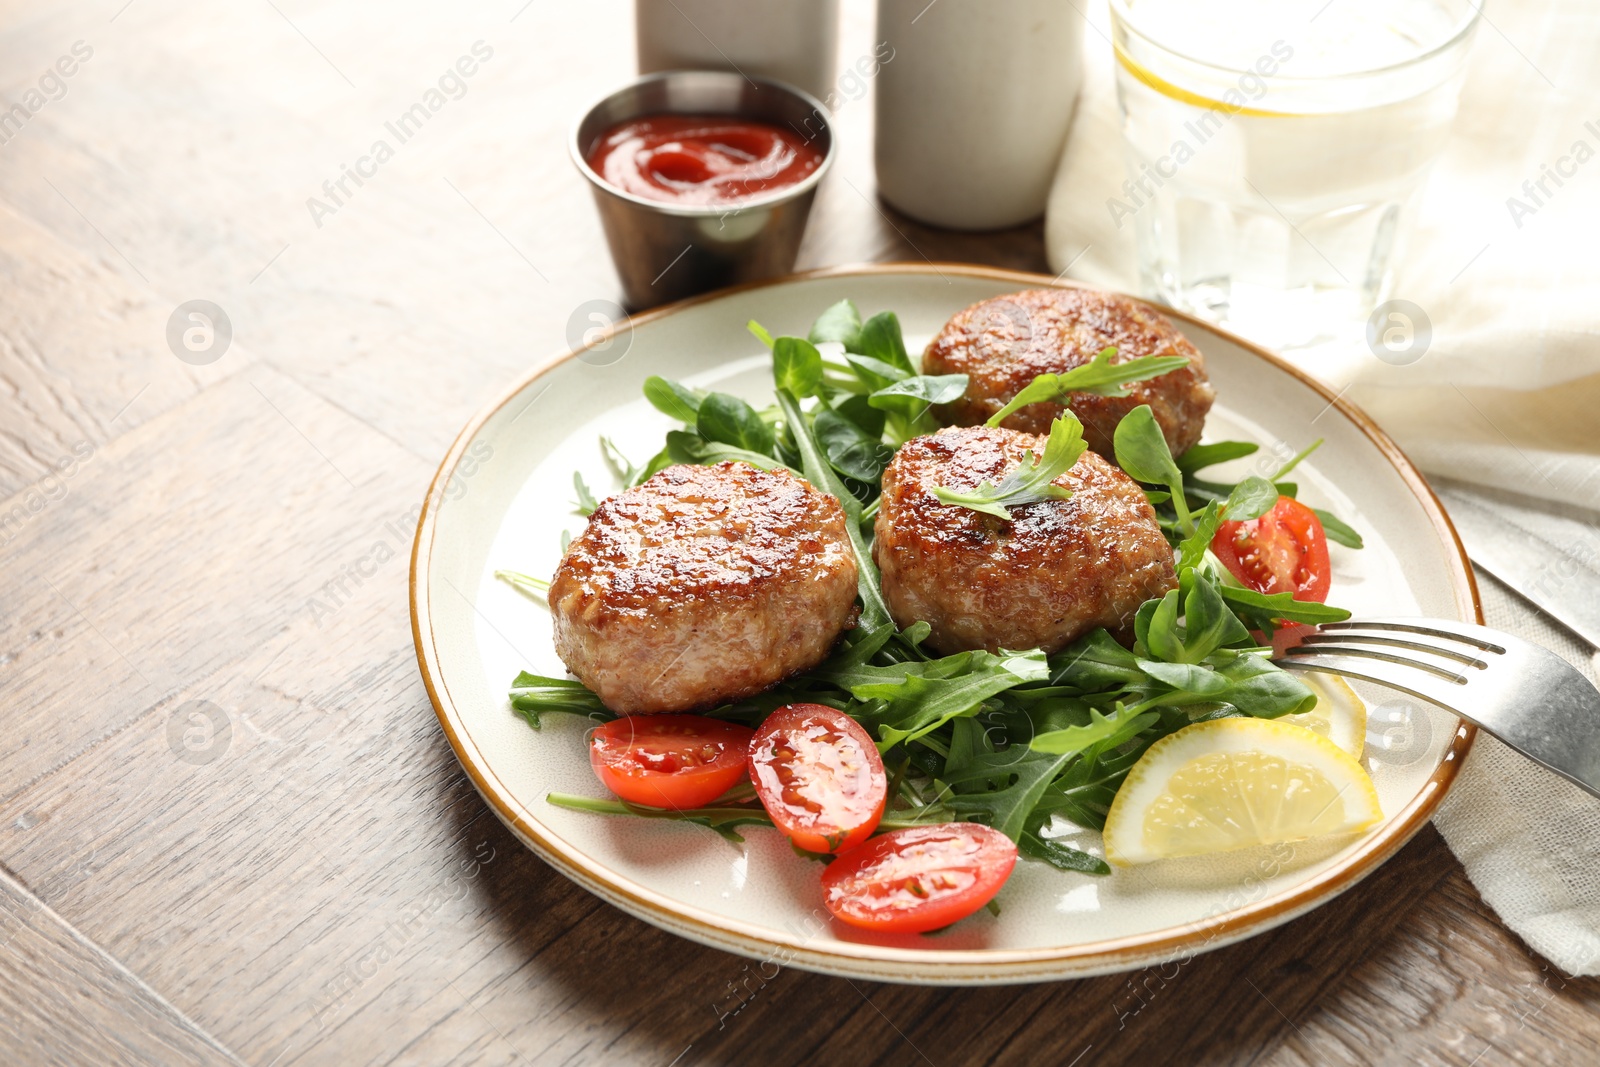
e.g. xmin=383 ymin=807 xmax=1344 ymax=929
xmin=0 ymin=867 xmax=242 ymax=1066
xmin=0 ymin=362 xmax=426 ymax=800
xmin=0 ymin=197 xmax=245 ymax=499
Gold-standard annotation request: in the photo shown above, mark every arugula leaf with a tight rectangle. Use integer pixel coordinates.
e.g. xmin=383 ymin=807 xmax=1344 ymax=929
xmin=1114 ymin=404 xmax=1194 ymax=534
xmin=773 ymin=336 xmax=824 ymax=398
xmin=643 ymin=376 xmax=704 ymax=423
xmin=572 ymin=472 xmax=599 ymax=516
xmin=814 ymin=408 xmax=895 ymax=483
xmin=509 ymin=672 xmax=610 ymax=727
xmin=1188 ymin=476 xmax=1298 ymax=505
xmin=495 ymin=568 xmax=550 ymax=599
xmin=1272 ymin=438 xmax=1323 ymax=479
xmin=1030 ymin=701 xmax=1158 ymax=755
xmin=545 ymin=792 xmax=772 ymax=846
xmin=1019 ymin=826 xmax=1111 ymax=875
xmin=894 ymin=620 xmax=933 ymax=660
xmin=1048 ymin=628 xmax=1148 ymax=690
xmin=1176 ymin=440 xmax=1259 ymax=474
xmin=844 ymin=352 xmax=910 ymax=390
xmin=944 ymin=715 xmax=993 ymax=777
xmin=1176 ymin=500 xmax=1225 ymax=573
xmin=1314 ymin=508 xmax=1365 ymax=549
xmin=1178 ymin=570 xmax=1253 ymax=659
xmin=1035 ymin=725 xmax=1165 ymax=830
xmin=867 ymin=374 xmax=969 ymax=415
xmin=665 ymin=430 xmax=786 ymax=471
xmin=776 ymin=389 xmax=891 ymax=630
xmin=825 ymin=620 xmax=899 ymax=674
xmin=1218 ymin=585 xmax=1353 ymax=627
xmin=696 ymin=393 xmax=775 ymax=454
xmin=945 ymin=747 xmax=1077 ymax=841
xmin=1225 ymin=475 xmax=1280 ymax=522
xmin=632 ymin=447 xmax=675 ymax=486
xmin=853 ymin=649 xmax=1050 ymax=750
xmin=598 ymin=436 xmax=640 ymax=486
xmin=1135 ymin=658 xmax=1232 ymax=698
xmin=1208 ymin=651 xmax=1318 ymax=717
xmin=855 ymin=311 xmax=914 ymax=374
xmin=833 ymin=394 xmax=887 ymax=439
xmin=1139 ymin=566 xmax=1255 ymax=665
xmin=809 ymin=299 xmax=862 ymax=349
xmin=866 ymin=372 xmax=966 ymax=445
xmin=1143 ymin=589 xmax=1185 ymax=662
xmin=933 ymin=415 xmax=1088 ymax=520
xmin=984 ymin=347 xmax=1190 ymax=427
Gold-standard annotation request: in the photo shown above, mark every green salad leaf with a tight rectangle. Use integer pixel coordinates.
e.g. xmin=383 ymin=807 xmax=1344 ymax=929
xmin=572 ymin=472 xmax=599 ymax=517
xmin=642 ymin=375 xmax=705 ymax=424
xmin=546 ymin=793 xmax=773 ymax=846
xmin=775 ymin=387 xmax=892 ymax=631
xmin=696 ymin=392 xmax=775 ymax=454
xmin=856 ymin=310 xmax=914 ymax=374
xmin=933 ymin=415 xmax=1088 ymax=520
xmin=773 ymin=336 xmax=824 ymax=399
xmin=1314 ymin=507 xmax=1365 ymax=549
xmin=1176 ymin=439 xmax=1259 ymax=474
xmin=985 ymin=347 xmax=1190 ymax=428
xmin=808 ymin=298 xmax=863 ymax=349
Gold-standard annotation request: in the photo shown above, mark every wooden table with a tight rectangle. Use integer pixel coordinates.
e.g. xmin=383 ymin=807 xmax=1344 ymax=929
xmin=1 ymin=2 xmax=1594 ymax=1064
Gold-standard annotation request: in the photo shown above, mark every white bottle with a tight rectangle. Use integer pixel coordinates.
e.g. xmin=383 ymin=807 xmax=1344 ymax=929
xmin=874 ymin=0 xmax=1085 ymax=230
xmin=635 ymin=0 xmax=840 ymax=103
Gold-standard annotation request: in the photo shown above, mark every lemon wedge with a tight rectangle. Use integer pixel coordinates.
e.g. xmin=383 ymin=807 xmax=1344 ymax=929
xmin=1282 ymin=673 xmax=1368 ymax=759
xmin=1104 ymin=717 xmax=1383 ymax=866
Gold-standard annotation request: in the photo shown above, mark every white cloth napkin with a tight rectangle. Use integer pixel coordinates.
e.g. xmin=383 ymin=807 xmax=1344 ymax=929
xmin=1044 ymin=0 xmax=1600 ymax=975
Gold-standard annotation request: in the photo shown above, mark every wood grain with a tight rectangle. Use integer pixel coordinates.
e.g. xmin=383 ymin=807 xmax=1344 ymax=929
xmin=0 ymin=1 xmax=1592 ymax=1065
xmin=0 ymin=867 xmax=240 ymax=1066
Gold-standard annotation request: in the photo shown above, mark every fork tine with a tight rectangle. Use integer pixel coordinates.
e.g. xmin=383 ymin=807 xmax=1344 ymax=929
xmin=1297 ymin=631 xmax=1490 ymax=668
xmin=1275 ymin=652 xmax=1463 ymax=708
xmin=1278 ymin=645 xmax=1474 ymax=685
xmin=1319 ymin=617 xmax=1508 ymax=654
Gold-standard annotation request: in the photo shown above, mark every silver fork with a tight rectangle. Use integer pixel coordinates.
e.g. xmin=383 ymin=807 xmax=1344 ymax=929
xmin=1273 ymin=617 xmax=1600 ymax=799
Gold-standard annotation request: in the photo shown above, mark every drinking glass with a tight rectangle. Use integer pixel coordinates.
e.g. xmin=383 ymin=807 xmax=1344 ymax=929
xmin=1108 ymin=0 xmax=1481 ymax=351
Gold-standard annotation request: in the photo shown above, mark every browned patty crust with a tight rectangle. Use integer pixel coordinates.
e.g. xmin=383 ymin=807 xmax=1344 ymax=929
xmin=921 ymin=288 xmax=1215 ymax=459
xmin=873 ymin=426 xmax=1178 ymax=655
xmin=549 ymin=462 xmax=859 ymax=714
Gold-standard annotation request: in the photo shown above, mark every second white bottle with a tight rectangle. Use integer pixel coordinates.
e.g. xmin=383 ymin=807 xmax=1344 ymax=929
xmin=874 ymin=0 xmax=1086 ymax=230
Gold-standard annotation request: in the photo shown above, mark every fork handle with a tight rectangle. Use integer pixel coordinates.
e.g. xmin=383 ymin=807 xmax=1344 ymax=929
xmin=1470 ymin=658 xmax=1600 ymax=799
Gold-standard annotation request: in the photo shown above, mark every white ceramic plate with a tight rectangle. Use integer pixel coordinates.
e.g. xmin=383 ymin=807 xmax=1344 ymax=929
xmin=411 ymin=265 xmax=1478 ymax=984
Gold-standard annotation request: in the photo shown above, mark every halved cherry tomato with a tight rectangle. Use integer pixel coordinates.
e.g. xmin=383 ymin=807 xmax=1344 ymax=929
xmin=748 ymin=703 xmax=886 ymax=854
xmin=820 ymin=823 xmax=1017 ymax=933
xmin=1212 ymin=495 xmax=1332 ymax=602
xmin=589 ymin=715 xmax=753 ymax=810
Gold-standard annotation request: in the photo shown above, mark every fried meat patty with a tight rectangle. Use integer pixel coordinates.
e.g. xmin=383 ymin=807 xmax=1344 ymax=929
xmin=921 ymin=288 xmax=1215 ymax=459
xmin=549 ymin=462 xmax=859 ymax=714
xmin=873 ymin=427 xmax=1177 ymax=655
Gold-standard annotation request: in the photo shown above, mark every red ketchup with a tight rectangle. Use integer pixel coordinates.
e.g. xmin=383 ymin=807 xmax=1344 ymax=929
xmin=586 ymin=114 xmax=824 ymax=207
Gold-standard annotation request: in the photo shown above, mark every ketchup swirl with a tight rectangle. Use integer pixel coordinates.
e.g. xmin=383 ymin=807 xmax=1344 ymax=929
xmin=587 ymin=114 xmax=824 ymax=207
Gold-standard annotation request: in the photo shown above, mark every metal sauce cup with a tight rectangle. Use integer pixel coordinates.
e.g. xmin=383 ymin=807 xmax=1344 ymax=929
xmin=571 ymin=70 xmax=834 ymax=310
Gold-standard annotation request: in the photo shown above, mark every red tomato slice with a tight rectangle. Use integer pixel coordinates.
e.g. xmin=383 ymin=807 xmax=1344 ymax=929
xmin=820 ymin=823 xmax=1017 ymax=933
xmin=748 ymin=703 xmax=887 ymax=854
xmin=589 ymin=715 xmax=753 ymax=810
xmin=1212 ymin=496 xmax=1333 ymax=602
